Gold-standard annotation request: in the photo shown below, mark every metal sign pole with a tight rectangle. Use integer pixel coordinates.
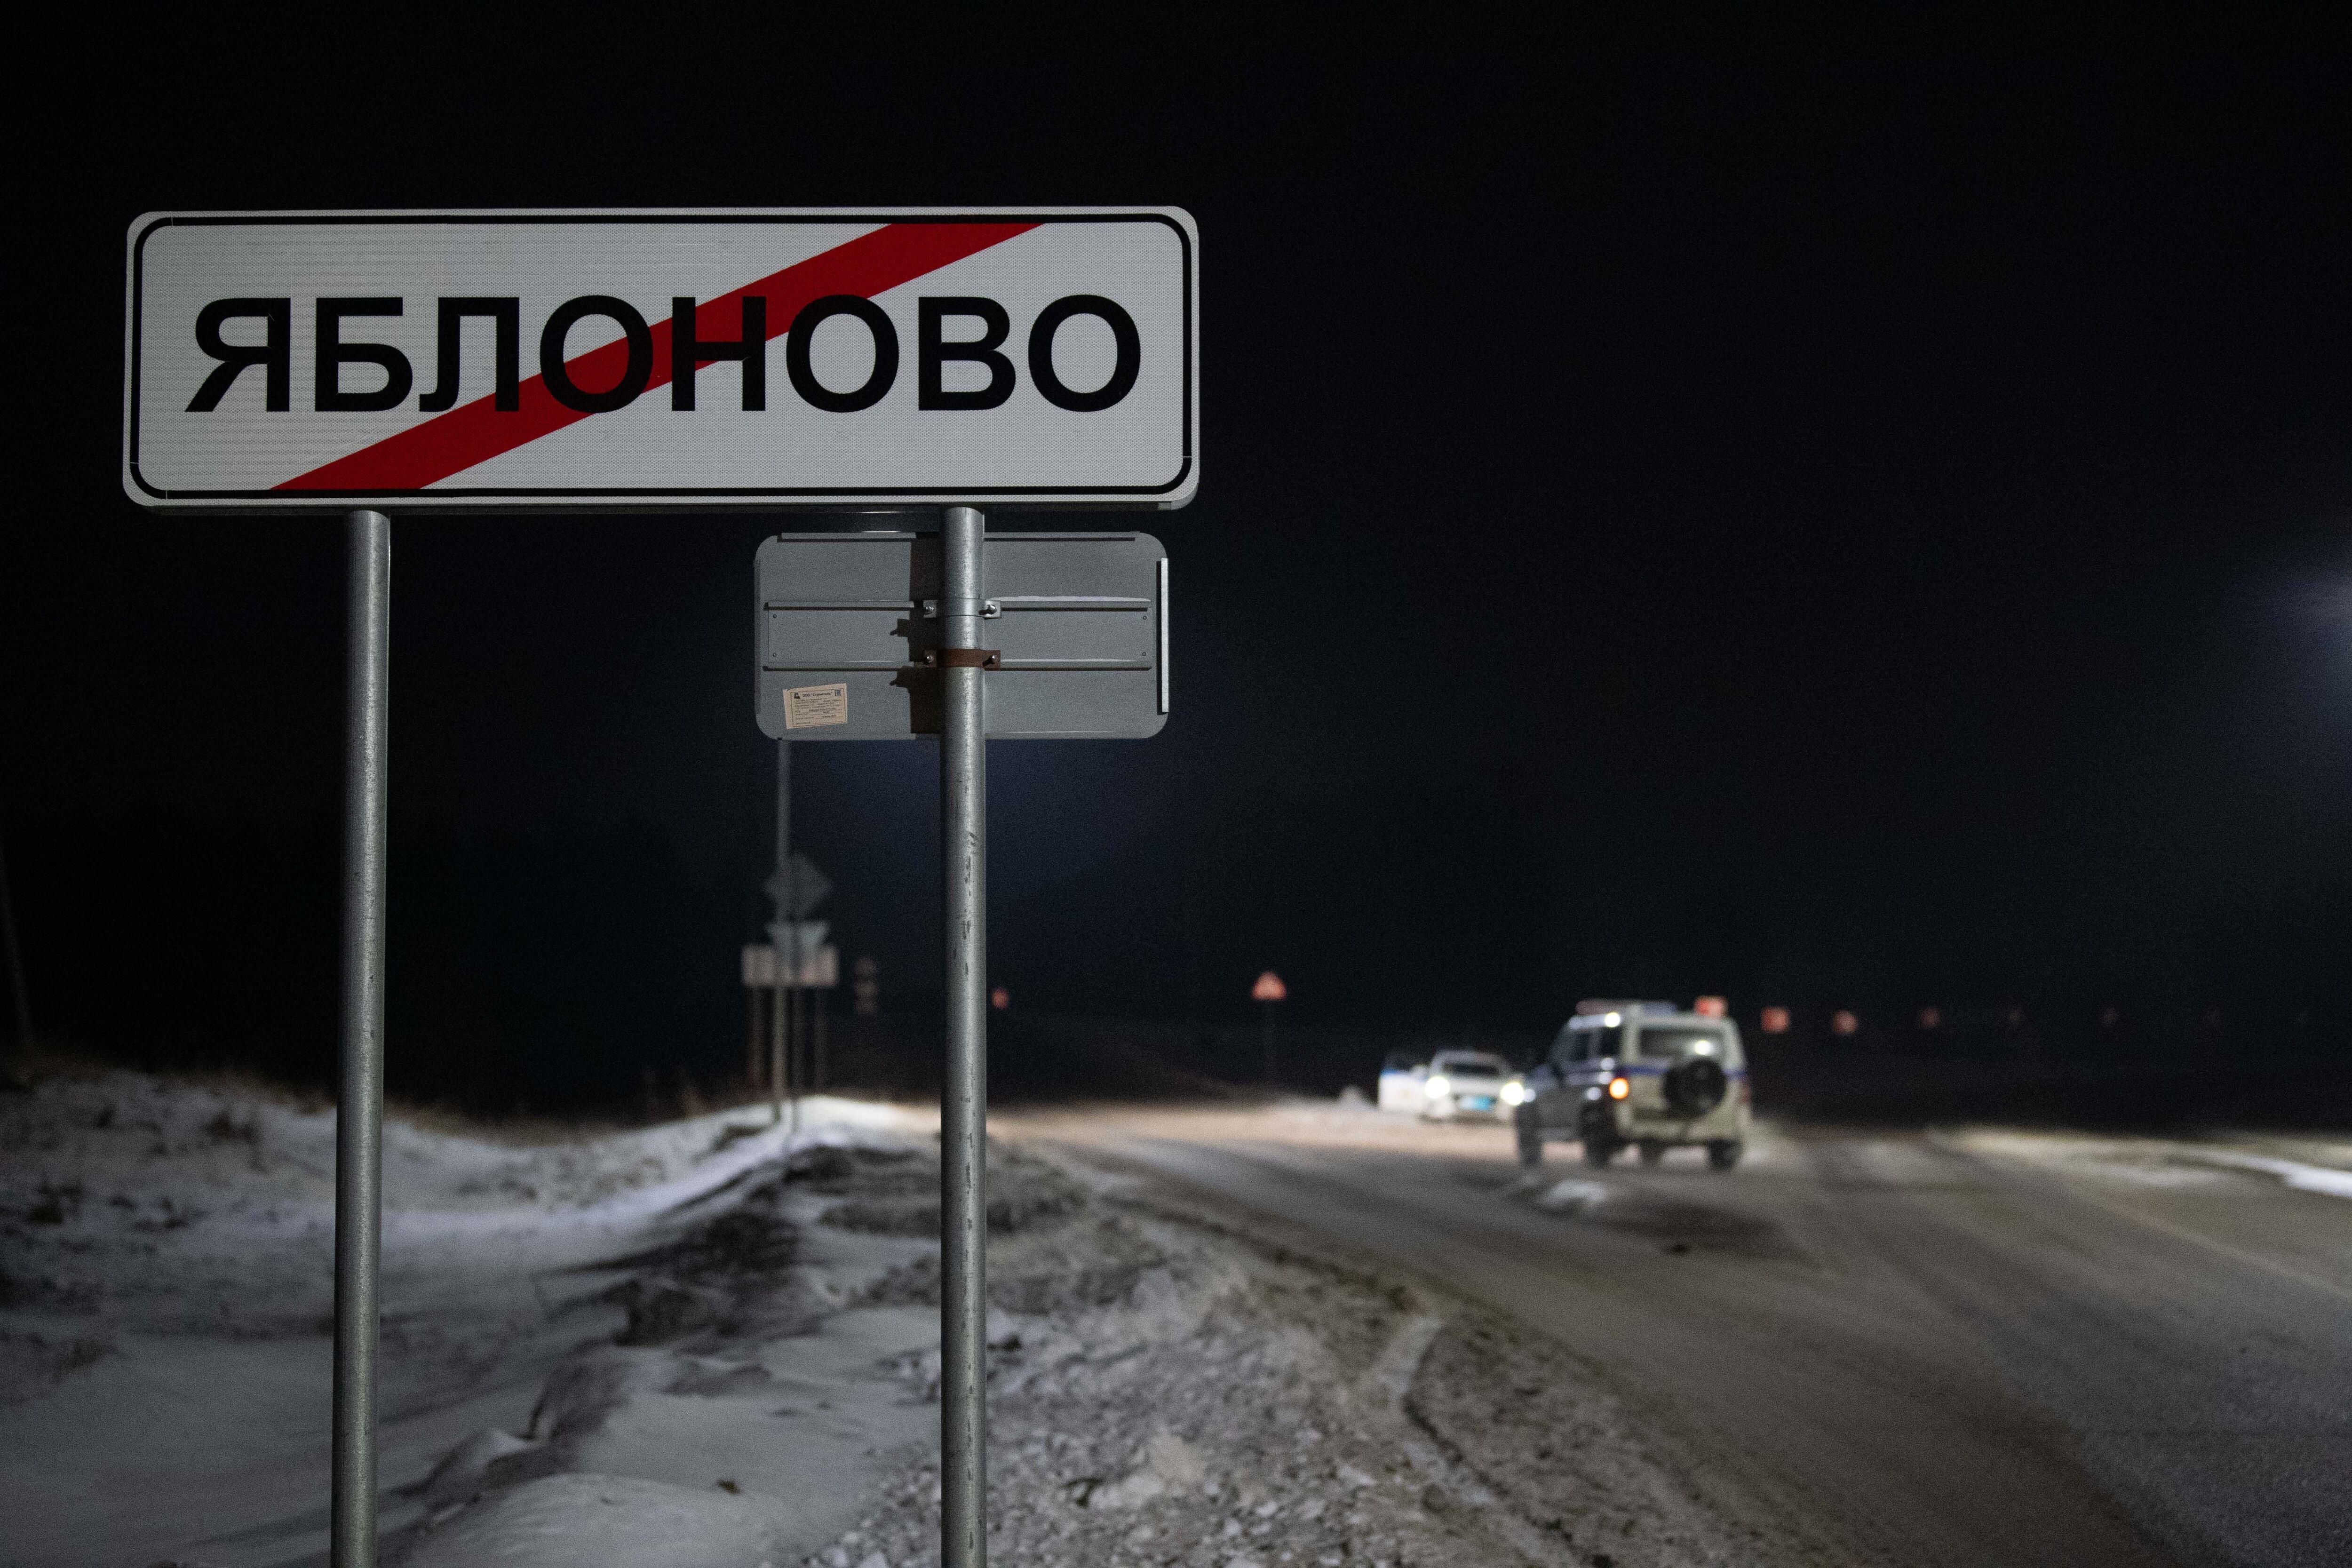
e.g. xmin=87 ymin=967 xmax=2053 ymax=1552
xmin=771 ymin=974 xmax=788 ymax=1127
xmin=331 ymin=509 xmax=389 ymax=1568
xmin=790 ymin=981 xmax=806 ymax=1126
xmin=814 ymin=980 xmax=828 ymax=1091
xmin=746 ymin=984 xmax=762 ymax=1094
xmin=770 ymin=740 xmax=790 ymax=1128
xmin=786 ymin=940 xmax=802 ymax=1136
xmin=939 ymin=504 xmax=989 ymax=1568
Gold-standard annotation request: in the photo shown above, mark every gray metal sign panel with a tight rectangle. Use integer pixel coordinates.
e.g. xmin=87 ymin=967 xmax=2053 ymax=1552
xmin=755 ymin=532 xmax=1168 ymax=740
xmin=123 ymin=208 xmax=1198 ymax=512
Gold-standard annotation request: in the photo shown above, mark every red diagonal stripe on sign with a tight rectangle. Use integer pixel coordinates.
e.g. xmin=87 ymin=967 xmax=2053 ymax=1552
xmin=277 ymin=222 xmax=1039 ymax=492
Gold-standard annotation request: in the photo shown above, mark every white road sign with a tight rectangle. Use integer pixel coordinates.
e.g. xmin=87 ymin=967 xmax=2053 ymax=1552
xmin=743 ymin=937 xmax=837 ymax=988
xmin=122 ymin=209 xmax=1198 ymax=511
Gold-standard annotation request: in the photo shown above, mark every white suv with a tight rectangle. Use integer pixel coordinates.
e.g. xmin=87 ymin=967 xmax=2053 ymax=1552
xmin=1512 ymin=1004 xmax=1748 ymax=1169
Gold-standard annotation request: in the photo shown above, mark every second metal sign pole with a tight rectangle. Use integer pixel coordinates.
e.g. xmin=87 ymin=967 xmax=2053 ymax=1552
xmin=333 ymin=509 xmax=390 ymax=1568
xmin=786 ymin=743 xmax=804 ymax=1133
xmin=939 ymin=504 xmax=989 ymax=1568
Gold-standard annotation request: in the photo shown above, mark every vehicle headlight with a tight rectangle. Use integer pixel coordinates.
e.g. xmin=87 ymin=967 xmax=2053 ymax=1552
xmin=1424 ymin=1075 xmax=1450 ymax=1098
xmin=1500 ymin=1080 xmax=1528 ymax=1106
xmin=1607 ymin=1076 xmax=1630 ymax=1100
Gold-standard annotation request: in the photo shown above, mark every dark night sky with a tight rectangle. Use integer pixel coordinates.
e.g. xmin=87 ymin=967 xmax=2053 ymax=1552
xmin=5 ymin=47 xmax=2349 ymax=1103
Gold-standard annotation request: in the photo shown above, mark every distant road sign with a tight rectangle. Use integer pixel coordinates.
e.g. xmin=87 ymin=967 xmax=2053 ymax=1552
xmin=742 ymin=939 xmax=838 ymax=988
xmin=755 ymin=531 xmax=1168 ymax=740
xmin=123 ymin=209 xmax=1197 ymax=511
xmin=764 ymin=852 xmax=831 ymax=918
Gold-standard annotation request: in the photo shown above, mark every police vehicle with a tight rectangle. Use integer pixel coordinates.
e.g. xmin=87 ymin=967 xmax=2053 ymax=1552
xmin=1511 ymin=1001 xmax=1748 ymax=1168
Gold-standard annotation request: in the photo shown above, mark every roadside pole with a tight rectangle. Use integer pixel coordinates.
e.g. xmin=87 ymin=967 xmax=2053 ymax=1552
xmin=790 ymin=978 xmax=807 ymax=1122
xmin=939 ymin=505 xmax=989 ymax=1568
xmin=787 ymin=926 xmax=802 ymax=1131
xmin=786 ymin=769 xmax=799 ymax=1137
xmin=781 ymin=748 xmax=800 ymax=1128
xmin=1253 ymin=971 xmax=1287 ymax=1089
xmin=332 ymin=509 xmax=389 ymax=1568
xmin=813 ymin=979 xmax=828 ymax=1091
xmin=746 ymin=983 xmax=763 ymax=1094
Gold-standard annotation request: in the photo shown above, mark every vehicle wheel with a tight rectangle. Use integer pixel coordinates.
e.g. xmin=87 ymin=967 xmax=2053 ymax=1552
xmin=1637 ymin=1140 xmax=1666 ymax=1166
xmin=1706 ymin=1139 xmax=1743 ymax=1171
xmin=1581 ymin=1138 xmax=1617 ymax=1168
xmin=1514 ymin=1113 xmax=1544 ymax=1167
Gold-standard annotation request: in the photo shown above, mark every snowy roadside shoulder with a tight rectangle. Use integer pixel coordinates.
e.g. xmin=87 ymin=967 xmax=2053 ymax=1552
xmin=0 ymin=1066 xmax=928 ymax=1381
xmin=388 ymin=1134 xmax=1013 ymax=1568
xmin=399 ymin=1117 xmax=1757 ymax=1568
xmin=0 ymin=1064 xmax=931 ymax=1226
xmin=1944 ymin=1126 xmax=2352 ymax=1202
xmin=952 ymin=1157 xmax=1758 ymax=1568
xmin=0 ymin=1067 xmax=932 ymax=1568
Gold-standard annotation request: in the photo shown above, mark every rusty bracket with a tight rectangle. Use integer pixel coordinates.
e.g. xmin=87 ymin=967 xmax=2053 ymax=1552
xmin=923 ymin=648 xmax=1001 ymax=669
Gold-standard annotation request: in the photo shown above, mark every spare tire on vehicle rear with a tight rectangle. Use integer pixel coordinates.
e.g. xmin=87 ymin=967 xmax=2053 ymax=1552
xmin=1663 ymin=1057 xmax=1727 ymax=1118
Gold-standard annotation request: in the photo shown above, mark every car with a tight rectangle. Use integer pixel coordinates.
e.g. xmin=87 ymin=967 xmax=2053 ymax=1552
xmin=1512 ymin=1003 xmax=1748 ymax=1168
xmin=1414 ymin=1049 xmax=1519 ymax=1122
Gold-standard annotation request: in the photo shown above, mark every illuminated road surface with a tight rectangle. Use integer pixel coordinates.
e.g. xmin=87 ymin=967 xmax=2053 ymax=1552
xmin=1012 ymin=1105 xmax=2352 ymax=1568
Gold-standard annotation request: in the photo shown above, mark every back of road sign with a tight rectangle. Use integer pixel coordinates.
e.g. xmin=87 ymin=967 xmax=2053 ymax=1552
xmin=755 ymin=532 xmax=1168 ymax=740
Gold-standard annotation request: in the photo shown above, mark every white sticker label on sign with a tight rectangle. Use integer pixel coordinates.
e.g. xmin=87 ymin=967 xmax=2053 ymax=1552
xmin=782 ymin=683 xmax=850 ymax=730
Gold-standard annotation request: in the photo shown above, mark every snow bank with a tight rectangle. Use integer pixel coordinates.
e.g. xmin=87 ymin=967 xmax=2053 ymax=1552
xmin=402 ymin=1472 xmax=783 ymax=1568
xmin=0 ymin=1068 xmax=927 ymax=1568
xmin=1948 ymin=1126 xmax=2352 ymax=1202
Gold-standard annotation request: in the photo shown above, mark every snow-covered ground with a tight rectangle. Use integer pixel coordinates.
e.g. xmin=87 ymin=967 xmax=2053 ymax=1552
xmin=4 ymin=1072 xmax=1758 ymax=1568
xmin=1941 ymin=1125 xmax=2352 ymax=1201
xmin=0 ymin=1070 xmax=922 ymax=1567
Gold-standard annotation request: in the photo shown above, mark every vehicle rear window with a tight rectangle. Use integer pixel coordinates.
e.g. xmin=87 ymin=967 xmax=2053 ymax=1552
xmin=1634 ymin=1027 xmax=1729 ymax=1062
xmin=1551 ymin=1023 xmax=1622 ymax=1067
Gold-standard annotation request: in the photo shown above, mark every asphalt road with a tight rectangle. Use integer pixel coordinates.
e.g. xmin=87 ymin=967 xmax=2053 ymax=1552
xmin=1013 ymin=1106 xmax=2352 ymax=1567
